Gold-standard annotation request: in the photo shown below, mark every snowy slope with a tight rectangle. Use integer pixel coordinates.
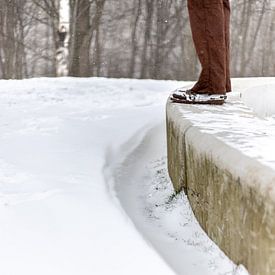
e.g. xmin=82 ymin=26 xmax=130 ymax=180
xmin=0 ymin=78 xmax=176 ymax=275
xmin=0 ymin=77 xmax=273 ymax=274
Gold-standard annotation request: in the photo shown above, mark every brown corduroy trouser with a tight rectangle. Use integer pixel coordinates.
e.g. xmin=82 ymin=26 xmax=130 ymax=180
xmin=188 ymin=0 xmax=231 ymax=94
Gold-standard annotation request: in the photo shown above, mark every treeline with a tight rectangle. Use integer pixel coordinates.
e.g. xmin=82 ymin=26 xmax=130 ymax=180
xmin=0 ymin=0 xmax=274 ymax=80
xmin=0 ymin=0 xmax=58 ymax=79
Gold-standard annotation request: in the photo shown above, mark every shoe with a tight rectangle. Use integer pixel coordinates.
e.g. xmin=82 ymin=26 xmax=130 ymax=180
xmin=170 ymin=89 xmax=227 ymax=105
xmin=172 ymin=88 xmax=193 ymax=99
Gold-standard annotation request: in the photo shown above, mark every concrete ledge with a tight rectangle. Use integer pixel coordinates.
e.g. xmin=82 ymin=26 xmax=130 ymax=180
xmin=166 ymin=99 xmax=275 ymax=275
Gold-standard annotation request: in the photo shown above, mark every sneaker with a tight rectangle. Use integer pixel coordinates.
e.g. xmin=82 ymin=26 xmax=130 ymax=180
xmin=170 ymin=89 xmax=227 ymax=105
xmin=172 ymin=88 xmax=193 ymax=99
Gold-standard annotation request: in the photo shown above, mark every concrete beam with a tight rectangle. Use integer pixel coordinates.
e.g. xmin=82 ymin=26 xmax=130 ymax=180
xmin=166 ymin=98 xmax=275 ymax=275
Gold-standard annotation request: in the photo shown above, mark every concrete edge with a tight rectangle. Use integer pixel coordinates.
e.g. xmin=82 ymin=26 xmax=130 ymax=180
xmin=166 ymin=100 xmax=275 ymax=275
xmin=166 ymin=100 xmax=275 ymax=202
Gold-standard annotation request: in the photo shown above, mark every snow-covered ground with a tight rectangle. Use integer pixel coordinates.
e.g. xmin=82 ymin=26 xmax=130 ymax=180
xmin=0 ymin=77 xmax=274 ymax=275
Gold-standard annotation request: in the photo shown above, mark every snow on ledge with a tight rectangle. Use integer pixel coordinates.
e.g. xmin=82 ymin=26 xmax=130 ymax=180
xmin=242 ymin=83 xmax=275 ymax=117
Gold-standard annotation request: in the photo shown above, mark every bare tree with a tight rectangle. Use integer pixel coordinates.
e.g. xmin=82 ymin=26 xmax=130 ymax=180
xmin=1 ymin=0 xmax=274 ymax=80
xmin=69 ymin=0 xmax=106 ymax=77
xmin=0 ymin=0 xmax=25 ymax=79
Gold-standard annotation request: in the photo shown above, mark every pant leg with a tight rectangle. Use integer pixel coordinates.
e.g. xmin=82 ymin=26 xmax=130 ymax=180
xmin=188 ymin=0 xmax=229 ymax=94
xmin=223 ymin=0 xmax=231 ymax=92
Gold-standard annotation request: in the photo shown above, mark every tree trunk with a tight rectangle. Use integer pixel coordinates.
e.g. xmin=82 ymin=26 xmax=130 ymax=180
xmin=128 ymin=0 xmax=142 ymax=78
xmin=2 ymin=0 xmax=16 ymax=79
xmin=140 ymin=0 xmax=154 ymax=79
xmin=69 ymin=0 xmax=91 ymax=77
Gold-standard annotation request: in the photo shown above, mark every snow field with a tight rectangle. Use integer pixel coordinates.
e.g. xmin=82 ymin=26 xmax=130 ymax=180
xmin=1 ymin=77 xmax=274 ymax=274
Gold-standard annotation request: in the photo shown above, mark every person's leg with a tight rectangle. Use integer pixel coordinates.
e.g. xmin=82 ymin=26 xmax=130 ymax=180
xmin=223 ymin=0 xmax=231 ymax=93
xmin=187 ymin=0 xmax=228 ymax=94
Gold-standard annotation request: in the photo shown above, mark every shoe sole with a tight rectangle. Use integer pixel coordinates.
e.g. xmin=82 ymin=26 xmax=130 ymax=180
xmin=172 ymin=93 xmax=227 ymax=100
xmin=170 ymin=96 xmax=225 ymax=105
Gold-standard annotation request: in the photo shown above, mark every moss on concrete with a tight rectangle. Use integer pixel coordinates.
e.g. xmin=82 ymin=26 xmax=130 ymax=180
xmin=186 ymin=144 xmax=275 ymax=275
xmin=166 ymin=117 xmax=186 ymax=193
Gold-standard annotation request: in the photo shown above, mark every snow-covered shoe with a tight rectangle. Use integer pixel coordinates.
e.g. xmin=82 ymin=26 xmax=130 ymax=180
xmin=172 ymin=89 xmax=193 ymax=100
xmin=170 ymin=90 xmax=227 ymax=105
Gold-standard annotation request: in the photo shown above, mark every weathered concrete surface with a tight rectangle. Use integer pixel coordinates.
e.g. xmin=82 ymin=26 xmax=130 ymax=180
xmin=166 ymin=98 xmax=275 ymax=275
